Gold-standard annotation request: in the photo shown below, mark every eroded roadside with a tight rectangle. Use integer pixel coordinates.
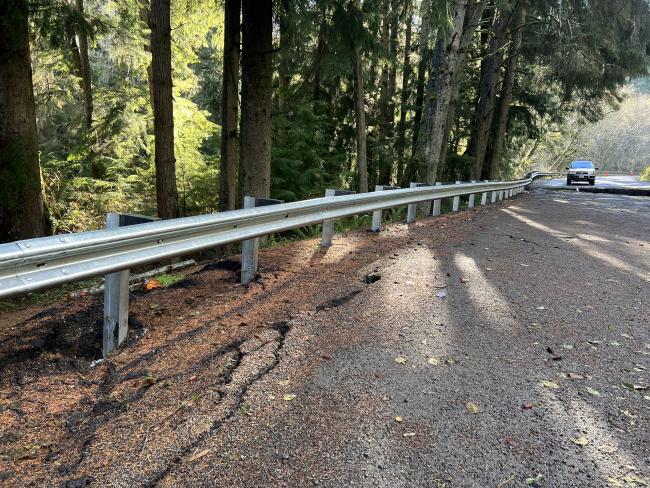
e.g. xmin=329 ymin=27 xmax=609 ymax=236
xmin=0 ymin=202 xmax=478 ymax=487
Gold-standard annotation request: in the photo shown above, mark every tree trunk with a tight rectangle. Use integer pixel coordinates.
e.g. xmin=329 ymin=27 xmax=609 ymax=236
xmin=72 ymin=0 xmax=93 ymax=130
xmin=488 ymin=1 xmax=526 ymax=179
xmin=278 ymin=0 xmax=292 ymax=114
xmin=409 ymin=0 xmax=431 ymax=161
xmin=377 ymin=0 xmax=391 ymax=183
xmin=219 ymin=0 xmax=240 ymax=211
xmin=0 ymin=0 xmax=47 ymax=242
xmin=150 ymin=0 xmax=179 ymax=219
xmin=311 ymin=13 xmax=328 ymax=100
xmin=414 ymin=0 xmax=468 ymax=184
xmin=466 ymin=7 xmax=510 ymax=180
xmin=396 ymin=0 xmax=412 ymax=185
xmin=438 ymin=0 xmax=487 ymax=178
xmin=353 ymin=50 xmax=369 ymax=193
xmin=139 ymin=0 xmax=154 ymax=106
xmin=239 ymin=0 xmax=272 ymax=200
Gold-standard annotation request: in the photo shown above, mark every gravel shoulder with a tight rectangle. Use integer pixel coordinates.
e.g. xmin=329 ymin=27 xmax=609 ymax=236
xmin=1 ymin=188 xmax=648 ymax=487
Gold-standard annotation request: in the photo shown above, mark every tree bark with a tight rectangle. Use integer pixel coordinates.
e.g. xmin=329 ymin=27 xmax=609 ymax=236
xmin=0 ymin=0 xmax=47 ymax=242
xmin=72 ymin=0 xmax=93 ymax=130
xmin=150 ymin=0 xmax=179 ymax=219
xmin=219 ymin=0 xmax=240 ymax=211
xmin=409 ymin=0 xmax=431 ymax=160
xmin=353 ymin=50 xmax=369 ymax=193
xmin=396 ymin=0 xmax=412 ymax=185
xmin=278 ymin=0 xmax=292 ymax=114
xmin=438 ymin=0 xmax=487 ymax=177
xmin=414 ymin=0 xmax=468 ymax=184
xmin=377 ymin=0 xmax=391 ymax=183
xmin=311 ymin=13 xmax=328 ymax=100
xmin=488 ymin=1 xmax=526 ymax=179
xmin=239 ymin=0 xmax=272 ymax=200
xmin=466 ymin=6 xmax=510 ymax=179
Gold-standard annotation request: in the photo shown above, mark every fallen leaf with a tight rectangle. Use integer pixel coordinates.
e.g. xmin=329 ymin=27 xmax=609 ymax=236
xmin=541 ymin=380 xmax=560 ymax=389
xmin=403 ymin=432 xmax=415 ymax=437
xmin=395 ymin=416 xmax=403 ymax=423
xmin=466 ymin=402 xmax=480 ymax=413
xmin=597 ymin=444 xmax=617 ymax=454
xmin=283 ymin=393 xmax=296 ymax=401
xmin=620 ymin=409 xmax=635 ymax=418
xmin=606 ymin=478 xmax=624 ymax=487
xmin=609 ymin=341 xmax=621 ymax=347
xmin=394 ymin=356 xmax=407 ymax=365
xmin=427 ymin=357 xmax=440 ymax=365
xmin=586 ymin=387 xmax=601 ymax=396
xmin=525 ymin=474 xmax=545 ymax=485
xmin=571 ymin=436 xmax=589 ymax=447
xmin=622 ymin=476 xmax=647 ymax=486
xmin=562 ymin=344 xmax=574 ymax=350
xmin=522 ymin=403 xmax=534 ymax=410
xmin=623 ymin=383 xmax=649 ymax=391
xmin=620 ymin=333 xmax=634 ymax=339
xmin=278 ymin=379 xmax=290 ymax=386
xmin=186 ymin=449 xmax=211 ymax=463
xmin=144 ymin=279 xmax=162 ymax=290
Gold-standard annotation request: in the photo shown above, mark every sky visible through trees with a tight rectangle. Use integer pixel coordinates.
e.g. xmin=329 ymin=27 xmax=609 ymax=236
xmin=0 ymin=0 xmax=649 ymax=242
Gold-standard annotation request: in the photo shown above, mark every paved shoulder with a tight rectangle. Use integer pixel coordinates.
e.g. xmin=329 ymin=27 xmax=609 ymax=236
xmin=163 ymin=190 xmax=650 ymax=487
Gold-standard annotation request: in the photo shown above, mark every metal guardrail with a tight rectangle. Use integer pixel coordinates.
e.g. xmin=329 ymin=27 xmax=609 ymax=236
xmin=0 ymin=173 xmax=554 ymax=301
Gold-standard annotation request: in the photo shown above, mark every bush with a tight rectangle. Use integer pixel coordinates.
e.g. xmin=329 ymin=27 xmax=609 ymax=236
xmin=641 ymin=164 xmax=650 ymax=181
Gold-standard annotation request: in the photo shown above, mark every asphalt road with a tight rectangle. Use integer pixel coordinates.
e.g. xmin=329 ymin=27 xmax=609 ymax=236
xmin=160 ymin=189 xmax=649 ymax=487
xmin=541 ymin=175 xmax=650 ymax=190
xmin=3 ymin=188 xmax=648 ymax=488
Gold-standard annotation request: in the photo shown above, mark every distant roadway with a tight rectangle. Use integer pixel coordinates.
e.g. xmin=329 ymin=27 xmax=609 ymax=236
xmin=540 ymin=175 xmax=650 ymax=190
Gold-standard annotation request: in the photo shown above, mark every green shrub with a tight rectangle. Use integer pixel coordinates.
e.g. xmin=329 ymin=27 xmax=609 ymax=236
xmin=641 ymin=164 xmax=650 ymax=181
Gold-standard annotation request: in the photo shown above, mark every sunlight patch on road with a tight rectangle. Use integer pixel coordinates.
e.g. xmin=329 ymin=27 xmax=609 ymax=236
xmin=452 ymin=252 xmax=517 ymax=333
xmin=500 ymin=208 xmax=649 ymax=281
xmin=543 ymin=397 xmax=640 ymax=485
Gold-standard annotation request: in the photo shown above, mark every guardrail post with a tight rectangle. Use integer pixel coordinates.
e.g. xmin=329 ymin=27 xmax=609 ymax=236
xmin=103 ymin=214 xmax=129 ymax=356
xmin=452 ymin=181 xmax=461 ymax=211
xmin=406 ymin=182 xmax=433 ymax=223
xmin=432 ymin=182 xmax=443 ymax=216
xmin=371 ymin=185 xmax=400 ymax=232
xmin=406 ymin=183 xmax=418 ymax=223
xmin=240 ymin=196 xmax=259 ymax=285
xmin=321 ymin=189 xmax=356 ymax=247
xmin=241 ymin=196 xmax=284 ymax=284
xmin=468 ymin=181 xmax=476 ymax=208
xmin=102 ymin=212 xmax=157 ymax=357
xmin=491 ymin=190 xmax=497 ymax=203
xmin=371 ymin=185 xmax=383 ymax=231
xmin=481 ymin=180 xmax=489 ymax=205
xmin=321 ymin=189 xmax=336 ymax=247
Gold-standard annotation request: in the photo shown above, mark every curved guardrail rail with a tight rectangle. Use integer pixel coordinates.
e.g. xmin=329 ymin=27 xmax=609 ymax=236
xmin=0 ymin=173 xmax=554 ymax=300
